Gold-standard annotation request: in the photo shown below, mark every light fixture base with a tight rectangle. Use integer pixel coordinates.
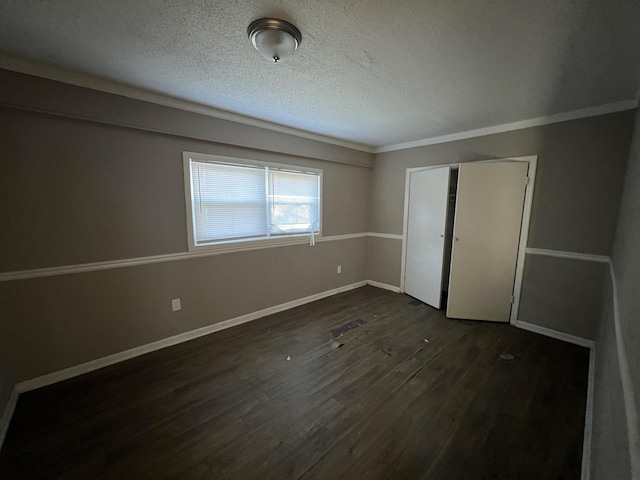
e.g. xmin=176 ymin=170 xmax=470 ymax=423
xmin=247 ymin=18 xmax=302 ymax=63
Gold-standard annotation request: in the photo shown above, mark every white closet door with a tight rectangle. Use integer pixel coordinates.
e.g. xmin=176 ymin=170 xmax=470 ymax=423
xmin=447 ymin=161 xmax=528 ymax=322
xmin=404 ymin=167 xmax=451 ymax=308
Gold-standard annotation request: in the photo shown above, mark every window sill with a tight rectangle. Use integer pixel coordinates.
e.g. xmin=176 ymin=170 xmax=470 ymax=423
xmin=188 ymin=233 xmax=321 ymax=254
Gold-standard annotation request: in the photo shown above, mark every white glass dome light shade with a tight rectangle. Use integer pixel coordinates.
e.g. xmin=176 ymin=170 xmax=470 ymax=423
xmin=252 ymin=29 xmax=298 ymax=62
xmin=248 ymin=18 xmax=302 ymax=63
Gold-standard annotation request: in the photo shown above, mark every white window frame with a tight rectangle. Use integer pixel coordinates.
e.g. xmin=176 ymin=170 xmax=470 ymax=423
xmin=183 ymin=151 xmax=323 ymax=252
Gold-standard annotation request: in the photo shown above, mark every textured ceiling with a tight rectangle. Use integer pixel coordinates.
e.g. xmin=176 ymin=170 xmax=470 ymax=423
xmin=0 ymin=0 xmax=640 ymax=148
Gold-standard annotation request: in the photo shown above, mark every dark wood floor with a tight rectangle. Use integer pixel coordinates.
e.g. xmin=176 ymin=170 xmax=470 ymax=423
xmin=0 ymin=286 xmax=589 ymax=479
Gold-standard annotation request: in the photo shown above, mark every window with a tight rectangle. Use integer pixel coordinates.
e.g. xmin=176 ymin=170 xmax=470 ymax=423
xmin=184 ymin=152 xmax=322 ymax=249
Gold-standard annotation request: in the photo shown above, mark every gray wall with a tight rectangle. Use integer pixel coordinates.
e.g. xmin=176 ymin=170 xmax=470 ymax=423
xmin=367 ymin=237 xmax=402 ymax=287
xmin=518 ymin=255 xmax=607 ymax=340
xmin=1 ymin=68 xmax=638 ymax=476
xmin=0 ymin=240 xmax=367 ymax=384
xmin=611 ymin=104 xmax=640 ymax=467
xmin=0 ymin=328 xmax=14 ymax=429
xmin=370 ymin=112 xmax=633 ymax=339
xmin=591 ymin=104 xmax=640 ymax=478
xmin=0 ymin=108 xmax=371 ymax=271
xmin=0 ymin=70 xmax=372 ymax=416
xmin=591 ymin=275 xmax=632 ymax=479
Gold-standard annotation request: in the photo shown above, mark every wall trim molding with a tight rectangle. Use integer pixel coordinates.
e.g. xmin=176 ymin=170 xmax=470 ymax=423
xmin=0 ymin=232 xmax=373 ymax=283
xmin=607 ymin=261 xmax=639 ymax=475
xmin=581 ymin=346 xmax=595 ymax=480
xmin=512 ymin=320 xmax=595 ymax=349
xmin=319 ymin=232 xmax=370 ymax=242
xmin=0 ymin=389 xmax=18 ymax=453
xmin=526 ymin=248 xmax=610 ymax=264
xmin=375 ymin=100 xmax=638 ymax=153
xmin=365 ymin=280 xmax=402 ymax=293
xmin=0 ymin=55 xmax=375 ymax=154
xmin=367 ymin=232 xmax=403 ymax=240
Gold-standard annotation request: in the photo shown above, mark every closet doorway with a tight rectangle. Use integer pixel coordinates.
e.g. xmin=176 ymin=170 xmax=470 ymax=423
xmin=401 ymin=156 xmax=537 ymax=323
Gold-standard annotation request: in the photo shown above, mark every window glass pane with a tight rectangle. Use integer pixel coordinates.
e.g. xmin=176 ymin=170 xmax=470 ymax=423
xmin=192 ymin=162 xmax=266 ymax=243
xmin=268 ymin=170 xmax=320 ymax=234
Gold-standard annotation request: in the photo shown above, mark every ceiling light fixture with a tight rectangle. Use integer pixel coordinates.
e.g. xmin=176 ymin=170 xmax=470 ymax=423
xmin=247 ymin=18 xmax=302 ymax=63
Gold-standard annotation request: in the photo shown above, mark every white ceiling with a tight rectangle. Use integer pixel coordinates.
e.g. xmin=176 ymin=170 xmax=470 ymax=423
xmin=0 ymin=0 xmax=639 ymax=149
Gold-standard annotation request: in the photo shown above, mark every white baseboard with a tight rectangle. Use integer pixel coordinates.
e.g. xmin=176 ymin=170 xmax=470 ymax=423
xmin=0 ymin=281 xmax=376 ymax=452
xmin=366 ymin=280 xmax=402 ymax=293
xmin=0 ymin=283 xmax=599 ymax=463
xmin=0 ymin=388 xmax=18 ymax=452
xmin=581 ymin=346 xmax=596 ymax=480
xmin=15 ymin=281 xmax=367 ymax=394
xmin=512 ymin=320 xmax=595 ymax=349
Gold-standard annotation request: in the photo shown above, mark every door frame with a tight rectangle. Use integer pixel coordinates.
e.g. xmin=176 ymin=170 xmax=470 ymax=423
xmin=400 ymin=155 xmax=538 ymax=324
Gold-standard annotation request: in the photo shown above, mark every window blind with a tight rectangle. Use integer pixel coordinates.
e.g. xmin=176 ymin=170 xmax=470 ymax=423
xmin=190 ymin=160 xmax=320 ymax=246
xmin=268 ymin=169 xmax=320 ymax=234
xmin=192 ymin=162 xmax=266 ymax=243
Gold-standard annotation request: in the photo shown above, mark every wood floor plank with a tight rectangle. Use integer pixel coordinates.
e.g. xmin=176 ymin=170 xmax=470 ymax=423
xmin=217 ymin=313 xmax=453 ymax=479
xmin=417 ymin=329 xmax=537 ymax=479
xmin=0 ymin=287 xmax=589 ymax=480
xmin=298 ymin=326 xmax=501 ymax=479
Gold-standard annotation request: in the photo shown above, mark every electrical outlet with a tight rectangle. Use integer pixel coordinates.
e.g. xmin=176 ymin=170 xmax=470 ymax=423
xmin=337 ymin=265 xmax=342 ymax=274
xmin=171 ymin=298 xmax=182 ymax=312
